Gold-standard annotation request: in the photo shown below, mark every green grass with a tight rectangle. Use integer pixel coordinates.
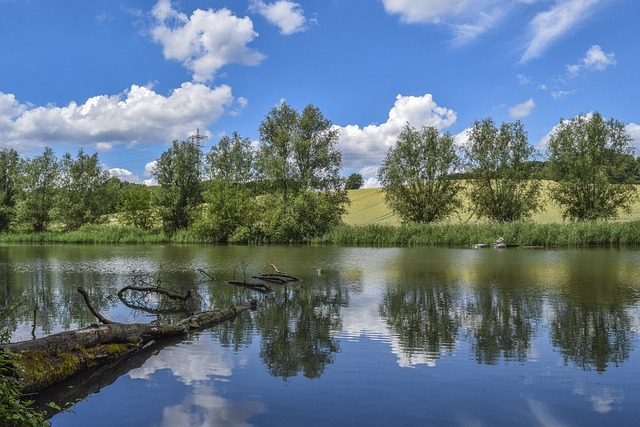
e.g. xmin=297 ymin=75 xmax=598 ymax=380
xmin=344 ymin=182 xmax=640 ymax=225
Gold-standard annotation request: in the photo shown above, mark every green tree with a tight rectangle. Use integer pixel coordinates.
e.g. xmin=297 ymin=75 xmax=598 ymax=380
xmin=207 ymin=132 xmax=255 ymax=185
xmin=256 ymin=103 xmax=348 ymax=241
xmin=344 ymin=173 xmax=364 ymax=190
xmin=378 ymin=124 xmax=462 ymax=223
xmin=462 ymin=118 xmax=542 ymax=222
xmin=118 ymin=184 xmax=156 ymax=229
xmin=195 ymin=133 xmax=258 ymax=243
xmin=153 ymin=139 xmax=203 ymax=234
xmin=55 ymin=149 xmax=110 ymax=230
xmin=16 ymin=148 xmax=60 ymax=232
xmin=547 ymin=112 xmax=637 ymax=221
xmin=0 ymin=149 xmax=21 ymax=231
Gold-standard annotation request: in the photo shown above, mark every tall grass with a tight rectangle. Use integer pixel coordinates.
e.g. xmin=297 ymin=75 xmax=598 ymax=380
xmin=0 ymin=225 xmax=169 ymax=244
xmin=317 ymin=221 xmax=640 ymax=247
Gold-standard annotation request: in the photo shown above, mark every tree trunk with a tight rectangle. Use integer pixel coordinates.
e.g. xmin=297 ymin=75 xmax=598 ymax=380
xmin=1 ymin=288 xmax=257 ymax=393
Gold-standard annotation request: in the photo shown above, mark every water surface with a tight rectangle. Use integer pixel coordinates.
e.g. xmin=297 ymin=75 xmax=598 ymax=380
xmin=2 ymin=244 xmax=639 ymax=426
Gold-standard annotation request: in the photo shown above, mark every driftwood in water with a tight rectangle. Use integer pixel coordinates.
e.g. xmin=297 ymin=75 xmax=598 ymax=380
xmin=117 ymin=271 xmax=201 ymax=314
xmin=1 ymin=287 xmax=257 ymax=393
xmin=253 ymin=273 xmax=300 ymax=283
xmin=197 ymin=267 xmax=273 ymax=293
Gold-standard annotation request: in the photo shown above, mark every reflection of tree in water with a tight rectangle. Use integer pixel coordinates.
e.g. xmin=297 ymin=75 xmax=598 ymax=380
xmin=464 ymin=282 xmax=542 ymax=365
xmin=255 ymin=275 xmax=346 ymax=380
xmin=548 ymin=260 xmax=637 ymax=372
xmin=380 ymin=272 xmax=460 ymax=364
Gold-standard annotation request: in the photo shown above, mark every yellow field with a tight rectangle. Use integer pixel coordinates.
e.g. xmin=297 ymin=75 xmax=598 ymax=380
xmin=344 ymin=183 xmax=640 ymax=225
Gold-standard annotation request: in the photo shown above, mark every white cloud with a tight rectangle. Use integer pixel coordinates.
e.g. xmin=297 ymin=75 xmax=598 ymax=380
xmin=150 ymin=0 xmax=265 ymax=82
xmin=249 ymin=0 xmax=307 ymax=35
xmin=627 ymin=123 xmax=640 ymax=154
xmin=382 ymin=0 xmax=506 ymax=43
xmin=109 ymin=167 xmax=140 ymax=183
xmin=382 ymin=0 xmax=470 ymax=23
xmin=0 ymin=83 xmax=236 ymax=150
xmin=521 ymin=0 xmax=600 ymax=63
xmin=551 ymin=89 xmax=576 ymax=99
xmin=509 ymin=98 xmax=536 ymax=118
xmin=336 ymin=94 xmax=457 ymax=171
xmin=567 ymin=45 xmax=616 ymax=77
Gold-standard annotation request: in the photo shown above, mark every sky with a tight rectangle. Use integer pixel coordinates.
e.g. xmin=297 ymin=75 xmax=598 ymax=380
xmin=1 ymin=0 xmax=639 ymax=187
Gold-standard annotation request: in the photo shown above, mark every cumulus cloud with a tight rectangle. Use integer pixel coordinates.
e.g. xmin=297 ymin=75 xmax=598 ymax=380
xmin=109 ymin=167 xmax=139 ymax=183
xmin=627 ymin=123 xmax=640 ymax=154
xmin=150 ymin=0 xmax=265 ymax=82
xmin=521 ymin=0 xmax=600 ymax=63
xmin=249 ymin=0 xmax=307 ymax=35
xmin=567 ymin=45 xmax=616 ymax=77
xmin=336 ymin=94 xmax=457 ymax=173
xmin=509 ymin=98 xmax=536 ymax=118
xmin=0 ymin=83 xmax=237 ymax=151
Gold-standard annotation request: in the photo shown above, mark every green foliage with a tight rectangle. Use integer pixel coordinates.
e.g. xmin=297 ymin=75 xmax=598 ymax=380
xmin=15 ymin=148 xmax=60 ymax=232
xmin=0 ymin=149 xmax=21 ymax=231
xmin=254 ymin=103 xmax=349 ymax=242
xmin=193 ymin=181 xmax=259 ymax=243
xmin=207 ymin=132 xmax=256 ymax=184
xmin=379 ymin=124 xmax=462 ymax=223
xmin=118 ymin=184 xmax=157 ymax=229
xmin=462 ymin=118 xmax=542 ymax=222
xmin=55 ymin=149 xmax=111 ymax=230
xmin=344 ymin=173 xmax=364 ymax=190
xmin=153 ymin=140 xmax=204 ymax=234
xmin=547 ymin=112 xmax=638 ymax=221
xmin=319 ymin=221 xmax=640 ymax=247
xmin=0 ymin=330 xmax=49 ymax=427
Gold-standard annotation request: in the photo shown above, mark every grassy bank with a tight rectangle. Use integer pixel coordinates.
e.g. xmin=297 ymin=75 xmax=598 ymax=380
xmin=317 ymin=221 xmax=640 ymax=247
xmin=0 ymin=225 xmax=170 ymax=244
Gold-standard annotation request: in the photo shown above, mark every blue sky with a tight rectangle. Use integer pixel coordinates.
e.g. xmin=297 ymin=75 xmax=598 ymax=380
xmin=1 ymin=0 xmax=638 ymax=186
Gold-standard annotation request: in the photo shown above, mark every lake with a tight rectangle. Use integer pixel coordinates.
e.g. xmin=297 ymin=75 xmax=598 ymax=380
xmin=2 ymin=244 xmax=640 ymax=426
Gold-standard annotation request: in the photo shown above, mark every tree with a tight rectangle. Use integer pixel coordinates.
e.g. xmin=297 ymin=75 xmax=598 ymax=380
xmin=462 ymin=118 xmax=542 ymax=222
xmin=256 ymin=103 xmax=348 ymax=241
xmin=345 ymin=173 xmax=364 ymax=190
xmin=153 ymin=140 xmax=204 ymax=234
xmin=196 ymin=133 xmax=258 ymax=243
xmin=378 ymin=124 xmax=462 ymax=223
xmin=119 ymin=184 xmax=156 ymax=229
xmin=56 ymin=149 xmax=110 ymax=230
xmin=207 ymin=132 xmax=255 ymax=185
xmin=16 ymin=148 xmax=60 ymax=232
xmin=0 ymin=149 xmax=21 ymax=231
xmin=546 ymin=112 xmax=637 ymax=221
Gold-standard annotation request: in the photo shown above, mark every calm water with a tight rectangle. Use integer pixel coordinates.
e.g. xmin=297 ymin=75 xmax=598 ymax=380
xmin=2 ymin=244 xmax=640 ymax=426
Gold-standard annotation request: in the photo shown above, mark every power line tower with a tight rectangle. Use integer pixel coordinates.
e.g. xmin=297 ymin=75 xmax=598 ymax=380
xmin=188 ymin=128 xmax=209 ymax=146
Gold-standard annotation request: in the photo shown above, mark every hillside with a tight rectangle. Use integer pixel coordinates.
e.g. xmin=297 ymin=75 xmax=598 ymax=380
xmin=344 ymin=184 xmax=640 ymax=225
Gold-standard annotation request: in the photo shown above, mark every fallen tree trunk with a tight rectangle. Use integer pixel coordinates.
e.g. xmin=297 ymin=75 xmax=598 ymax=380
xmin=1 ymin=288 xmax=257 ymax=393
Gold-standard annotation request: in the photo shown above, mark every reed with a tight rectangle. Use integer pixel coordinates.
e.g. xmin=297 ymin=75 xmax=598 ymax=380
xmin=316 ymin=221 xmax=640 ymax=247
xmin=0 ymin=225 xmax=169 ymax=244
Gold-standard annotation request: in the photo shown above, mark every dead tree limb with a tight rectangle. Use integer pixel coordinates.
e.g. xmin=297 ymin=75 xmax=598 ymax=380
xmin=1 ymin=288 xmax=257 ymax=393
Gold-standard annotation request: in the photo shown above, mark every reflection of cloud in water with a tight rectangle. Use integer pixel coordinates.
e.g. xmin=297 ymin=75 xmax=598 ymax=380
xmin=160 ymin=384 xmax=265 ymax=427
xmin=575 ymin=384 xmax=622 ymax=414
xmin=526 ymin=398 xmax=569 ymax=427
xmin=337 ymin=274 xmax=439 ymax=368
xmin=128 ymin=337 xmax=234 ymax=384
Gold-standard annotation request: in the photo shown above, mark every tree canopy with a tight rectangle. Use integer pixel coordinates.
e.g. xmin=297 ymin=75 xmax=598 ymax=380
xmin=379 ymin=124 xmax=462 ymax=223
xmin=546 ymin=112 xmax=637 ymax=221
xmin=462 ymin=118 xmax=542 ymax=222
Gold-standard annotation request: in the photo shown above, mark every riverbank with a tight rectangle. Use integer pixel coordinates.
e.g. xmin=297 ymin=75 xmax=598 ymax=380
xmin=2 ymin=221 xmax=640 ymax=247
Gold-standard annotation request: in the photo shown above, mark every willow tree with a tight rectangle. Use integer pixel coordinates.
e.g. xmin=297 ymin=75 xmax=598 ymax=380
xmin=546 ymin=112 xmax=637 ymax=221
xmin=462 ymin=118 xmax=542 ymax=222
xmin=378 ymin=124 xmax=462 ymax=223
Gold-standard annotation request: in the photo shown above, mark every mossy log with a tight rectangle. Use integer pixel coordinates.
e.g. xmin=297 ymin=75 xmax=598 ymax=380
xmin=1 ymin=288 xmax=257 ymax=393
